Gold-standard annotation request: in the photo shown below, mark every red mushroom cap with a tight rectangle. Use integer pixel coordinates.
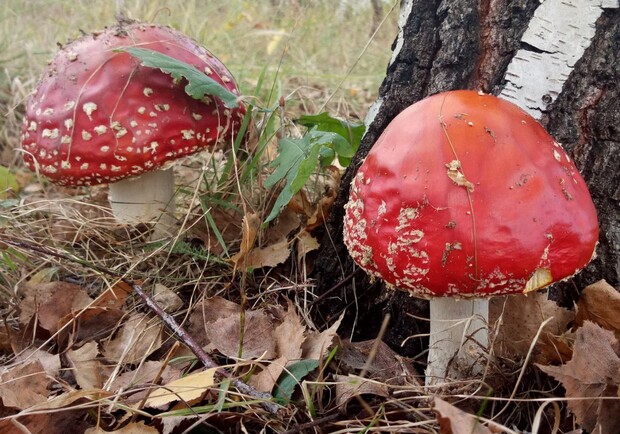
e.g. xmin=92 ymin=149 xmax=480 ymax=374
xmin=20 ymin=22 xmax=245 ymax=186
xmin=343 ymin=90 xmax=599 ymax=298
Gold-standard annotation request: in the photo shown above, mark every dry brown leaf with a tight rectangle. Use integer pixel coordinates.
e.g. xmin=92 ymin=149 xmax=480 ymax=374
xmin=103 ymin=313 xmax=163 ymax=364
xmin=334 ymin=374 xmax=389 ymax=408
xmin=0 ymin=408 xmax=90 ymax=434
xmin=152 ymin=283 xmax=184 ymax=313
xmin=265 ymin=207 xmax=301 ymax=244
xmin=56 ymin=306 xmax=125 ymax=351
xmin=15 ymin=349 xmax=60 ymax=378
xmin=66 ymin=341 xmax=104 ymax=390
xmin=0 ymin=360 xmax=49 ymax=409
xmin=296 ymin=230 xmax=320 ymax=264
xmin=250 ymin=301 xmax=306 ymax=392
xmin=302 ymin=312 xmax=343 ymax=360
xmin=490 ymin=291 xmax=574 ymax=361
xmin=144 ymin=368 xmax=217 ymax=409
xmin=244 ymin=238 xmax=291 ymax=269
xmin=108 ymin=360 xmax=182 ymax=404
xmin=187 ymin=204 xmax=243 ymax=255
xmin=575 ymin=280 xmax=620 ymax=335
xmin=433 ymin=398 xmax=496 ymax=434
xmin=206 ymin=309 xmax=276 ymax=359
xmin=18 ymin=281 xmax=92 ymax=333
xmin=85 ymin=421 xmax=159 ymax=434
xmin=338 ymin=339 xmax=418 ymax=386
xmin=538 ymin=321 xmax=620 ymax=432
xmin=187 ymin=296 xmax=244 ymax=348
xmin=92 ymin=281 xmax=132 ymax=310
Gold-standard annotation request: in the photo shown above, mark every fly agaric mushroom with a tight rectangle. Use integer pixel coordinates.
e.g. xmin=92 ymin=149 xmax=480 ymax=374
xmin=343 ymin=90 xmax=599 ymax=385
xmin=20 ymin=22 xmax=245 ymax=237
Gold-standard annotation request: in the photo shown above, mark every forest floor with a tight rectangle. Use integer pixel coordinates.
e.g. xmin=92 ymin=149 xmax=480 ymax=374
xmin=0 ymin=1 xmax=616 ymax=433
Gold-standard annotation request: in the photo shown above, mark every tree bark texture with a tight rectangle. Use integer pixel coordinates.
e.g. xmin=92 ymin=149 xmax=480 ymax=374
xmin=313 ymin=0 xmax=619 ymax=355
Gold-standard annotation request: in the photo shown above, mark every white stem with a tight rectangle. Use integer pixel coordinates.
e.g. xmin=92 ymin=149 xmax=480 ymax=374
xmin=426 ymin=297 xmax=489 ymax=386
xmin=108 ymin=169 xmax=176 ymax=239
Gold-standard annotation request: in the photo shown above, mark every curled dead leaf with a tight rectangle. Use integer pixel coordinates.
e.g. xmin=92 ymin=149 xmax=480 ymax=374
xmin=490 ymin=291 xmax=574 ymax=363
xmin=538 ymin=321 xmax=620 ymax=433
xmin=575 ymin=279 xmax=620 ymax=336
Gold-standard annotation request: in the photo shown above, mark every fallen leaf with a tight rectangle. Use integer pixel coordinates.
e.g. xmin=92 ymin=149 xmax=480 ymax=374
xmin=490 ymin=291 xmax=574 ymax=362
xmin=0 ymin=408 xmax=90 ymax=434
xmin=152 ymin=283 xmax=184 ymax=313
xmin=0 ymin=360 xmax=49 ymax=409
xmin=302 ymin=312 xmax=343 ymax=360
xmin=538 ymin=321 xmax=620 ymax=432
xmin=18 ymin=281 xmax=92 ymax=333
xmin=108 ymin=360 xmax=182 ymax=403
xmin=334 ymin=374 xmax=389 ymax=408
xmin=56 ymin=306 xmax=124 ymax=351
xmin=188 ymin=204 xmax=242 ymax=255
xmin=245 ymin=238 xmax=291 ymax=268
xmin=575 ymin=280 xmax=620 ymax=335
xmin=66 ymin=341 xmax=105 ymax=390
xmin=206 ymin=309 xmax=276 ymax=359
xmin=338 ymin=339 xmax=418 ymax=386
xmin=144 ymin=368 xmax=217 ymax=409
xmin=249 ymin=301 xmax=305 ymax=392
xmin=187 ymin=296 xmax=244 ymax=348
xmin=103 ymin=313 xmax=163 ymax=364
xmin=296 ymin=230 xmax=320 ymax=264
xmin=92 ymin=281 xmax=132 ymax=310
xmin=433 ymin=398 xmax=496 ymax=434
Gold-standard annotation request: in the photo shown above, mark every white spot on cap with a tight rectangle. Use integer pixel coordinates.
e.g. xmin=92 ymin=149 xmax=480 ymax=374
xmin=28 ymin=121 xmax=37 ymax=131
xmin=100 ymin=146 xmax=110 ymax=152
xmin=61 ymin=160 xmax=71 ymax=169
xmin=82 ymin=130 xmax=92 ymax=140
xmin=82 ymin=102 xmax=97 ymax=120
xmin=61 ymin=135 xmax=72 ymax=144
xmin=192 ymin=113 xmax=203 ymax=120
xmin=181 ymin=130 xmax=195 ymax=140
xmin=204 ymin=66 xmax=213 ymax=75
xmin=42 ymin=128 xmax=59 ymax=139
xmin=553 ymin=149 xmax=561 ymax=162
xmin=43 ymin=108 xmax=55 ymax=116
xmin=138 ymin=107 xmax=146 ymax=114
xmin=94 ymin=125 xmax=108 ymax=135
xmin=80 ymin=163 xmax=89 ymax=170
xmin=111 ymin=165 xmax=121 ymax=172
xmin=100 ymin=163 xmax=107 ymax=170
xmin=143 ymin=88 xmax=153 ymax=97
xmin=64 ymin=101 xmax=75 ymax=111
xmin=64 ymin=119 xmax=74 ymax=129
xmin=130 ymin=120 xmax=138 ymax=127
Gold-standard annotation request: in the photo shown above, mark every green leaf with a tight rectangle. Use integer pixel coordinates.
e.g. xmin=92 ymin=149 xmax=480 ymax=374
xmin=273 ymin=359 xmax=320 ymax=402
xmin=297 ymin=112 xmax=365 ymax=150
xmin=263 ymin=136 xmax=322 ymax=224
xmin=118 ymin=47 xmax=239 ymax=109
xmin=0 ymin=166 xmax=19 ymax=199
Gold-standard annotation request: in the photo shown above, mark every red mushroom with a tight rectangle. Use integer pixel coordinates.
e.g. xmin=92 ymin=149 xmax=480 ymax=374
xmin=20 ymin=22 xmax=245 ymax=237
xmin=343 ymin=90 xmax=599 ymax=384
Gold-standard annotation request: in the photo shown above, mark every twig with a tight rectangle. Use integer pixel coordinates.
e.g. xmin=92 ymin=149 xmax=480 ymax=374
xmin=1 ymin=238 xmax=282 ymax=415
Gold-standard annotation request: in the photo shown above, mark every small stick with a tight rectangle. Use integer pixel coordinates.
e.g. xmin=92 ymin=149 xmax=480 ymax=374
xmin=1 ymin=238 xmax=281 ymax=415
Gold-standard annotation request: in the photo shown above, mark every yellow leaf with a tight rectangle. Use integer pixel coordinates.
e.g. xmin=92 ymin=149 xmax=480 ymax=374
xmin=144 ymin=368 xmax=217 ymax=408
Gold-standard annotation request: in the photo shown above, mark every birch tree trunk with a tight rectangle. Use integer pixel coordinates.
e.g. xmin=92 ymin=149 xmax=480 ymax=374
xmin=314 ymin=0 xmax=620 ymax=357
